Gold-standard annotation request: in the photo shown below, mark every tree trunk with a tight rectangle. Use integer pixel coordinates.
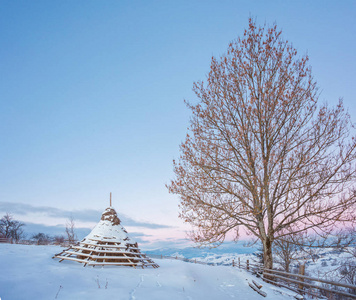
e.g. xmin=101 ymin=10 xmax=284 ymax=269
xmin=263 ymin=237 xmax=273 ymax=270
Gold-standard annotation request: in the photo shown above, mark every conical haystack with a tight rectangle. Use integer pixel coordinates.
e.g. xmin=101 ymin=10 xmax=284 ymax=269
xmin=53 ymin=206 xmax=159 ymax=268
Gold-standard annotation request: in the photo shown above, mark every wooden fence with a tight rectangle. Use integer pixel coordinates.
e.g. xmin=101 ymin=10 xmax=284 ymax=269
xmin=262 ymin=268 xmax=356 ymax=299
xmin=229 ymin=258 xmax=356 ymax=299
xmin=0 ymin=237 xmax=12 ymax=243
xmin=148 ymin=254 xmax=356 ymax=299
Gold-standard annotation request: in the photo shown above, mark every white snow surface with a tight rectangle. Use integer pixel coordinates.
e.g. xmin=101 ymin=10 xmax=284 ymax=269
xmin=0 ymin=244 xmax=295 ymax=300
xmin=84 ymin=219 xmax=136 ymax=244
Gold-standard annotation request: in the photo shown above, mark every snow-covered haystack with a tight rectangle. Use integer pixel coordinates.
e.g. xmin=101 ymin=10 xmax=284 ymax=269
xmin=53 ymin=206 xmax=159 ymax=268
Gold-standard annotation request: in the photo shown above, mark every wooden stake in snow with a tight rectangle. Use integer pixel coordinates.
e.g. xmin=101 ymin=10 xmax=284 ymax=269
xmin=110 ymin=192 xmax=112 ymax=207
xmin=298 ymin=263 xmax=305 ymax=291
xmin=248 ymin=281 xmax=267 ymax=297
xmin=252 ymin=280 xmax=263 ymax=289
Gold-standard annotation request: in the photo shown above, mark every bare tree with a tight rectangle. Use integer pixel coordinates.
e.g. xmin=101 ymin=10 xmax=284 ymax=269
xmin=333 ymin=227 xmax=356 ymax=251
xmin=274 ymin=227 xmax=355 ymax=273
xmin=336 ymin=228 xmax=356 ymax=289
xmin=32 ymin=232 xmax=51 ymax=245
xmin=53 ymin=235 xmax=65 ymax=245
xmin=273 ymin=232 xmax=307 ymax=272
xmin=0 ymin=213 xmax=12 ymax=238
xmin=65 ymin=216 xmax=77 ymax=245
xmin=0 ymin=213 xmax=25 ymax=242
xmin=339 ymin=262 xmax=356 ymax=286
xmin=168 ymin=18 xmax=356 ymax=269
xmin=274 ymin=240 xmax=298 ymax=273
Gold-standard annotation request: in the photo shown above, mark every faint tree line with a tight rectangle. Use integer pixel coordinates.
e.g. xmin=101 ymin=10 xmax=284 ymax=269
xmin=0 ymin=213 xmax=77 ymax=245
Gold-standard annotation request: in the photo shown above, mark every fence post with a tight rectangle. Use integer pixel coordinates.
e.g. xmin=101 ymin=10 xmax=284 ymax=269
xmin=161 ymin=254 xmax=162 ymax=259
xmin=238 ymin=257 xmax=240 ymax=268
xmin=232 ymin=259 xmax=235 ymax=267
xmin=247 ymin=259 xmax=249 ymax=271
xmin=195 ymin=259 xmax=196 ymax=264
xmin=298 ymin=263 xmax=305 ymax=292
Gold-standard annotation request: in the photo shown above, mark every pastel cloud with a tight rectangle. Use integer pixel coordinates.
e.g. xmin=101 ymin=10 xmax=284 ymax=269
xmin=0 ymin=201 xmax=174 ymax=230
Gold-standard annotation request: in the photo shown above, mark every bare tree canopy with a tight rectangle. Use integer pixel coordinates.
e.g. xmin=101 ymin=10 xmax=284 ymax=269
xmin=0 ymin=213 xmax=25 ymax=242
xmin=65 ymin=216 xmax=77 ymax=245
xmin=32 ymin=232 xmax=51 ymax=245
xmin=168 ymin=18 xmax=356 ymax=269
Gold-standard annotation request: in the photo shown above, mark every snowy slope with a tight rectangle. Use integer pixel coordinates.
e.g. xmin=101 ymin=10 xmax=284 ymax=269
xmin=0 ymin=244 xmax=295 ymax=300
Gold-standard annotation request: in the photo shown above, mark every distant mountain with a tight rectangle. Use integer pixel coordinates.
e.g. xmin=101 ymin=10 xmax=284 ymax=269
xmin=146 ymin=241 xmax=259 ymax=259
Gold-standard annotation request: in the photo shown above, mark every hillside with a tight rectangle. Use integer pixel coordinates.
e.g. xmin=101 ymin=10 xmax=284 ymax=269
xmin=147 ymin=243 xmax=356 ymax=281
xmin=0 ymin=243 xmax=296 ymax=300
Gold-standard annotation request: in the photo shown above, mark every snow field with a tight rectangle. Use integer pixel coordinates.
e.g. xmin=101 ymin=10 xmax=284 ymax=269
xmin=0 ymin=244 xmax=294 ymax=300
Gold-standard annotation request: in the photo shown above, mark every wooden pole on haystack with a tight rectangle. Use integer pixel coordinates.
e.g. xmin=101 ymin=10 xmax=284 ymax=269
xmin=110 ymin=192 xmax=112 ymax=207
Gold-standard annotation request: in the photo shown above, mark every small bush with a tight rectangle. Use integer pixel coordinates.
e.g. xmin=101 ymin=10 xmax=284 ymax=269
xmin=32 ymin=233 xmax=51 ymax=245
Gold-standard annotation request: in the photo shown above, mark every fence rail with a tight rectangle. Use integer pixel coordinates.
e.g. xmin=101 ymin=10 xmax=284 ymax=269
xmin=263 ymin=268 xmax=356 ymax=299
xmin=147 ymin=253 xmax=356 ymax=299
xmin=0 ymin=237 xmax=12 ymax=243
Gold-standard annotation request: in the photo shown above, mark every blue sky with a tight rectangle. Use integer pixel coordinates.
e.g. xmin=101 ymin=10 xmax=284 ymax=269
xmin=0 ymin=1 xmax=355 ymax=247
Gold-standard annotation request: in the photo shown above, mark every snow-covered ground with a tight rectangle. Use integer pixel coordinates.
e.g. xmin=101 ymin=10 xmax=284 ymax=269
xmin=0 ymin=243 xmax=296 ymax=300
xmin=148 ymin=244 xmax=356 ymax=293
